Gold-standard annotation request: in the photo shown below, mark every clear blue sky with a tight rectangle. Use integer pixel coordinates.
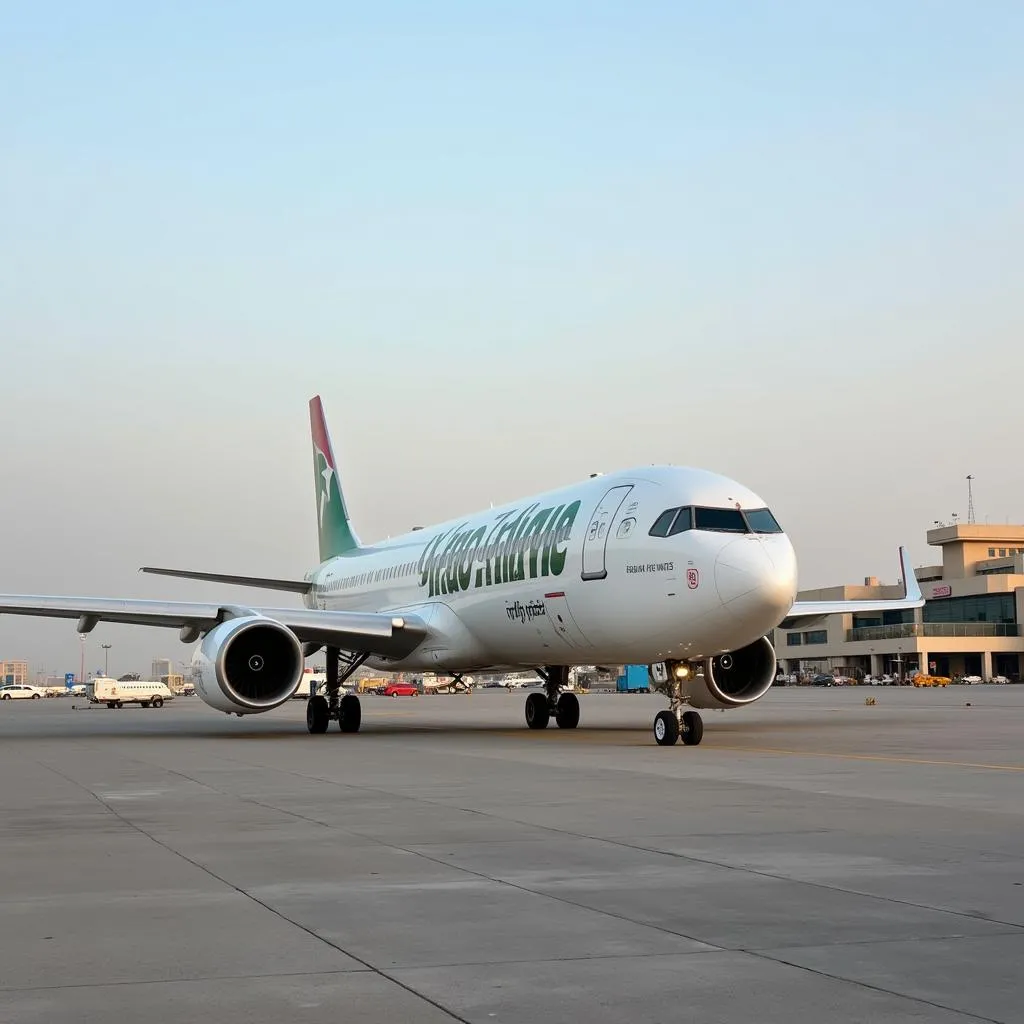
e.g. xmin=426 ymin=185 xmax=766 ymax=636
xmin=2 ymin=2 xmax=1023 ymax=675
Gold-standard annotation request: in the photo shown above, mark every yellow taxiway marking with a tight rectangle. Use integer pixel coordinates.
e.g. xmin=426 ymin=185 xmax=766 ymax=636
xmin=713 ymin=745 xmax=1024 ymax=773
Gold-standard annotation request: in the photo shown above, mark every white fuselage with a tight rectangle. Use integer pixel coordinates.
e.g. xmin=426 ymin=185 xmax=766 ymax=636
xmin=303 ymin=466 xmax=798 ymax=674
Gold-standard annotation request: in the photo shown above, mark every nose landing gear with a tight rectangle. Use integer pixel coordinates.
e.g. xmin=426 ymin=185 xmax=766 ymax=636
xmin=651 ymin=662 xmax=704 ymax=747
xmin=525 ymin=666 xmax=579 ymax=730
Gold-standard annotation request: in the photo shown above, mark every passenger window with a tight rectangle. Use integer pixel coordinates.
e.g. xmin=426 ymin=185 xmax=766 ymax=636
xmin=745 ymin=508 xmax=783 ymax=534
xmin=668 ymin=507 xmax=693 ymax=535
xmin=649 ymin=508 xmax=678 ymax=537
xmin=693 ymin=507 xmax=748 ymax=533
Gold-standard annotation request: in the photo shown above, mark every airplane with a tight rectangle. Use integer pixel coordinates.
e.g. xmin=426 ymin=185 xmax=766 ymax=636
xmin=0 ymin=396 xmax=923 ymax=746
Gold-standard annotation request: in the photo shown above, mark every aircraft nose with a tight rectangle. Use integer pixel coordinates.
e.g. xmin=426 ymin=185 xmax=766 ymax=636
xmin=715 ymin=536 xmax=797 ymax=631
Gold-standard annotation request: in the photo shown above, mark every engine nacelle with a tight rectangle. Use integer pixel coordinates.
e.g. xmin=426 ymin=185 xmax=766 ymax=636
xmin=191 ymin=616 xmax=304 ymax=714
xmin=652 ymin=636 xmax=777 ymax=710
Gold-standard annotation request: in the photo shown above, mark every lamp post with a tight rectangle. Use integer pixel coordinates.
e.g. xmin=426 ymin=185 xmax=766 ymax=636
xmin=78 ymin=634 xmax=86 ymax=684
xmin=101 ymin=644 xmax=112 ymax=677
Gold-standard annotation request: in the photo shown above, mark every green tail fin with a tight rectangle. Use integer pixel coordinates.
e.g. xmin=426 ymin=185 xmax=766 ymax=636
xmin=309 ymin=395 xmax=361 ymax=561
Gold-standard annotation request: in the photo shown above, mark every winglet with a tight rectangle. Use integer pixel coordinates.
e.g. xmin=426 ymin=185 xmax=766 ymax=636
xmin=777 ymin=544 xmax=924 ymax=630
xmin=309 ymin=396 xmax=361 ymax=561
xmin=898 ymin=545 xmax=922 ymax=602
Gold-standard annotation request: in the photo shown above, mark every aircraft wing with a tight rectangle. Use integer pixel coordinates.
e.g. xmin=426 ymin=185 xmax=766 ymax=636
xmin=777 ymin=546 xmax=924 ymax=630
xmin=139 ymin=567 xmax=313 ymax=594
xmin=0 ymin=596 xmax=428 ymax=659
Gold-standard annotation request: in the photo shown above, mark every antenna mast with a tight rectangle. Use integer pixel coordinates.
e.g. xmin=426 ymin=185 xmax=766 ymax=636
xmin=966 ymin=475 xmax=976 ymax=525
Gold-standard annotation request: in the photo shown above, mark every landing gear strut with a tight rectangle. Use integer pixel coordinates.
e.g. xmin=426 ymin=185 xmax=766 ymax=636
xmin=445 ymin=672 xmax=469 ymax=694
xmin=651 ymin=665 xmax=703 ymax=746
xmin=525 ymin=667 xmax=579 ymax=730
xmin=306 ymin=647 xmax=367 ymax=735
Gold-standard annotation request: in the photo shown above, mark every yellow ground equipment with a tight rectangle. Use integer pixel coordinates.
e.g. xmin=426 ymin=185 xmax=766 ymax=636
xmin=912 ymin=675 xmax=950 ymax=687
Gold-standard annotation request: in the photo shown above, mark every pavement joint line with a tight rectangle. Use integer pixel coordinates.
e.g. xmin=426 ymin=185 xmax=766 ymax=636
xmin=741 ymin=928 xmax=1024 ymax=954
xmin=711 ymin=745 xmax=1024 ymax=772
xmin=204 ymin=750 xmax=1024 ymax=940
xmin=745 ymin=947 xmax=1009 ymax=1024
xmin=598 ymin=834 xmax=1024 ymax=938
xmin=144 ymin=760 xmax=732 ymax=957
xmin=187 ymin=751 xmax=1024 ymax=966
xmin=204 ymin=749 xmax=1020 ymax=1024
xmin=0 ymin=967 xmax=370 ymax=995
xmin=31 ymin=757 xmax=475 ymax=1024
xmin=30 ymin=716 xmax=1023 ymax=1022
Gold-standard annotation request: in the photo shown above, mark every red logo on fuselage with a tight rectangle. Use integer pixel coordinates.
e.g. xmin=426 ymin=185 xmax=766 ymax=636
xmin=687 ymin=568 xmax=700 ymax=590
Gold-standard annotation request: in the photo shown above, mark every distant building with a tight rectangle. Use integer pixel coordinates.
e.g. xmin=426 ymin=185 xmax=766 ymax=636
xmin=775 ymin=524 xmax=1024 ymax=682
xmin=0 ymin=660 xmax=29 ymax=686
xmin=151 ymin=658 xmax=173 ymax=680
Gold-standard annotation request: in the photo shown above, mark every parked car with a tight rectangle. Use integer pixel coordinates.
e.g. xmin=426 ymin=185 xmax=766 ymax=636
xmin=912 ymin=674 xmax=950 ymax=687
xmin=0 ymin=684 xmax=45 ymax=700
xmin=810 ymin=674 xmax=834 ymax=687
xmin=959 ymin=675 xmax=982 ymax=685
xmin=382 ymin=682 xmax=420 ymax=698
xmin=992 ymin=675 xmax=1009 ymax=684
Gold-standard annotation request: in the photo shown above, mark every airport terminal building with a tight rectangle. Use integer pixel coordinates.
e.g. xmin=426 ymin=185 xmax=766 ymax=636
xmin=775 ymin=524 xmax=1024 ymax=682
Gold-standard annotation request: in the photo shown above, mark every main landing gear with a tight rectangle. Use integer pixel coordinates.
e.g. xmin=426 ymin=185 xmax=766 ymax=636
xmin=443 ymin=672 xmax=470 ymax=694
xmin=306 ymin=647 xmax=366 ymax=735
xmin=652 ymin=663 xmax=704 ymax=747
xmin=524 ymin=666 xmax=580 ymax=731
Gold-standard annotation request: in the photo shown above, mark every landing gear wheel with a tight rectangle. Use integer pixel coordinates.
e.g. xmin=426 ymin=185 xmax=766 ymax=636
xmin=680 ymin=710 xmax=704 ymax=746
xmin=338 ymin=694 xmax=361 ymax=733
xmin=654 ymin=710 xmax=679 ymax=746
xmin=555 ymin=692 xmax=580 ymax=729
xmin=306 ymin=695 xmax=330 ymax=734
xmin=152 ymin=696 xmax=164 ymax=708
xmin=525 ymin=692 xmax=550 ymax=729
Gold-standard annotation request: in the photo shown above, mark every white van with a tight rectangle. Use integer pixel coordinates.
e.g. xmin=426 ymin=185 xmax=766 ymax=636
xmin=87 ymin=677 xmax=175 ymax=709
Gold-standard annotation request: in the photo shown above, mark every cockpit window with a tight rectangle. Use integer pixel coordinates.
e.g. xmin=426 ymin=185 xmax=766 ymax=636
xmin=652 ymin=505 xmax=779 ymax=537
xmin=649 ymin=508 xmax=678 ymax=537
xmin=668 ymin=506 xmax=693 ymax=534
xmin=693 ymin=507 xmax=748 ymax=533
xmin=745 ymin=508 xmax=783 ymax=534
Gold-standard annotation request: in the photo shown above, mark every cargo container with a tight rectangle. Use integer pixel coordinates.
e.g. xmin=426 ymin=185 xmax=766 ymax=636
xmin=616 ymin=664 xmax=650 ymax=693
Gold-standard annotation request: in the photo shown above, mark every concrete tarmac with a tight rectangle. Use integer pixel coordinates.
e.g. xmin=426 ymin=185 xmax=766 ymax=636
xmin=1 ymin=685 xmax=1022 ymax=1023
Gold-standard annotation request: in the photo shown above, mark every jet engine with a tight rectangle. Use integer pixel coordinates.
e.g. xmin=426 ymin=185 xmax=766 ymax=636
xmin=191 ymin=616 xmax=304 ymax=714
xmin=653 ymin=636 xmax=777 ymax=710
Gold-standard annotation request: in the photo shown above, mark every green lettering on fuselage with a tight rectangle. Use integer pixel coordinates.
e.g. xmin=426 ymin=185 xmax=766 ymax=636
xmin=417 ymin=499 xmax=582 ymax=597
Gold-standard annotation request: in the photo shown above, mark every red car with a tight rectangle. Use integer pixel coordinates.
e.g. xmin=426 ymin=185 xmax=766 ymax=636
xmin=382 ymin=683 xmax=419 ymax=698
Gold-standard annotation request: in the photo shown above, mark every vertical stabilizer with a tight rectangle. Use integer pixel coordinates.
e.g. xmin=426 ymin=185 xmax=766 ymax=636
xmin=309 ymin=396 xmax=361 ymax=560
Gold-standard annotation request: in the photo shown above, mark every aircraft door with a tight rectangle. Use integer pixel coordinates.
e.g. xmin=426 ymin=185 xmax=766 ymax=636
xmin=581 ymin=484 xmax=633 ymax=581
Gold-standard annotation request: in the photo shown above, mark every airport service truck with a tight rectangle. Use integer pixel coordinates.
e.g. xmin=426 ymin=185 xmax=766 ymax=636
xmin=87 ymin=677 xmax=175 ymax=709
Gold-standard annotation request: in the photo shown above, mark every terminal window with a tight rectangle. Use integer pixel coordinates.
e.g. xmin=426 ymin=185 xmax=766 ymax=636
xmin=804 ymin=630 xmax=828 ymax=644
xmin=923 ymin=593 xmax=1015 ymax=624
